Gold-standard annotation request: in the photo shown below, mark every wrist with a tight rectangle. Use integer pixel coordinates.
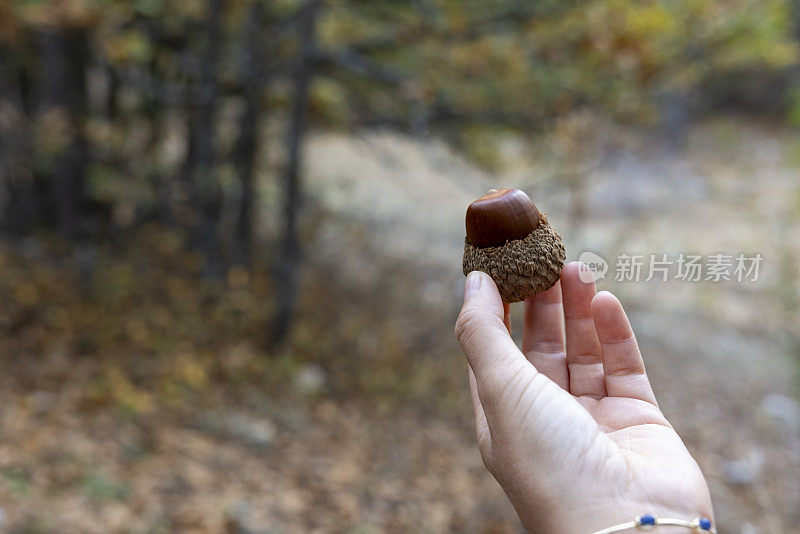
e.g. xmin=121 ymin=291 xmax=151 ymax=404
xmin=590 ymin=514 xmax=714 ymax=534
xmin=521 ymin=503 xmax=715 ymax=534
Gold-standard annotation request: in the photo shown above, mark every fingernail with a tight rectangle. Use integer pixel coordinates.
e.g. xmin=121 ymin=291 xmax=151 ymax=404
xmin=464 ymin=271 xmax=483 ymax=300
xmin=577 ymin=262 xmax=596 ymax=284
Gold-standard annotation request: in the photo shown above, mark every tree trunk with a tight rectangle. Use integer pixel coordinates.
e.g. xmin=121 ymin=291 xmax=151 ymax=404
xmin=231 ymin=1 xmax=269 ymax=266
xmin=181 ymin=0 xmax=225 ymax=277
xmin=271 ymin=0 xmax=320 ymax=346
xmin=792 ymin=0 xmax=800 ymax=88
xmin=39 ymin=28 xmax=89 ymax=237
xmin=104 ymin=61 xmax=119 ymax=121
xmin=660 ymin=89 xmax=689 ymax=151
xmin=0 ymin=44 xmax=39 ymax=234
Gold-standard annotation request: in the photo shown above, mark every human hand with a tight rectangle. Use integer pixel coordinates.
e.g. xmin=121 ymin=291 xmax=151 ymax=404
xmin=455 ymin=263 xmax=714 ymax=533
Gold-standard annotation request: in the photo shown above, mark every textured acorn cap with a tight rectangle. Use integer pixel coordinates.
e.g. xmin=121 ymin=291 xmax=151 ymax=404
xmin=462 ymin=216 xmax=566 ymax=303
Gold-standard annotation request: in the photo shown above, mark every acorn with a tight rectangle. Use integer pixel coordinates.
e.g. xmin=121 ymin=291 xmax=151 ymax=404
xmin=462 ymin=188 xmax=565 ymax=303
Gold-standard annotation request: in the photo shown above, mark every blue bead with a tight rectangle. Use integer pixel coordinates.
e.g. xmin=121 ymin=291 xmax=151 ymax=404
xmin=698 ymin=518 xmax=712 ymax=530
xmin=638 ymin=514 xmax=656 ymax=526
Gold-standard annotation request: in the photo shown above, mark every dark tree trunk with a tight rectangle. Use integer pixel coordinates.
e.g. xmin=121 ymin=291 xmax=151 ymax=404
xmin=104 ymin=61 xmax=119 ymax=121
xmin=792 ymin=0 xmax=800 ymax=88
xmin=39 ymin=28 xmax=90 ymax=237
xmin=139 ymin=53 xmax=172 ymax=230
xmin=660 ymin=89 xmax=689 ymax=151
xmin=271 ymin=0 xmax=320 ymax=346
xmin=181 ymin=0 xmax=225 ymax=276
xmin=231 ymin=1 xmax=269 ymax=266
xmin=0 ymin=44 xmax=39 ymax=234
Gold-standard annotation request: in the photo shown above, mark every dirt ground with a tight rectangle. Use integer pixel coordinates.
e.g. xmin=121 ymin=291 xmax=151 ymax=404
xmin=0 ymin=117 xmax=799 ymax=533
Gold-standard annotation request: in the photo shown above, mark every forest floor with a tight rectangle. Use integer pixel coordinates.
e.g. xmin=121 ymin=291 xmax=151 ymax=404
xmin=0 ymin=116 xmax=799 ymax=533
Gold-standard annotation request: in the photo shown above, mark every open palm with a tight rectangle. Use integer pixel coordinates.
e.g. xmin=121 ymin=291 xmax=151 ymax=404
xmin=455 ymin=263 xmax=714 ymax=533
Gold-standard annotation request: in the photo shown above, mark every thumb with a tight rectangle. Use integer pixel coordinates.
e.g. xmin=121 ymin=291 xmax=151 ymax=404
xmin=455 ymin=271 xmax=530 ymax=404
xmin=456 ymin=273 xmax=603 ymax=473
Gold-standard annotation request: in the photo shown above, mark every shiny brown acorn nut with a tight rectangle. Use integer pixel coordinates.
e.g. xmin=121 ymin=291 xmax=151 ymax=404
xmin=462 ymin=188 xmax=566 ymax=303
xmin=466 ymin=188 xmax=542 ymax=247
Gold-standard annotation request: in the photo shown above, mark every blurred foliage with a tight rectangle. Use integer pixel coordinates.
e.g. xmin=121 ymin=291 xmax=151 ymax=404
xmin=0 ymin=0 xmax=797 ymax=405
xmin=1 ymin=0 xmax=798 ymax=156
xmin=0 ymin=229 xmax=462 ymax=416
xmin=0 ymin=0 xmax=796 ymax=418
xmin=317 ymin=0 xmax=799 ymax=125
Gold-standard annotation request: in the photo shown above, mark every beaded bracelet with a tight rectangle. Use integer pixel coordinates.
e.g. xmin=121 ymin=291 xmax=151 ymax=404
xmin=591 ymin=514 xmax=715 ymax=534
